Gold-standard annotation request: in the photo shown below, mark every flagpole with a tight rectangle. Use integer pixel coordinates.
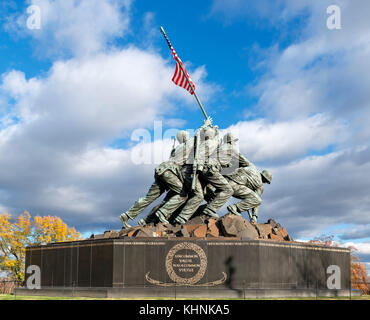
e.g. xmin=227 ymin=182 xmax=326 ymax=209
xmin=160 ymin=26 xmax=209 ymax=120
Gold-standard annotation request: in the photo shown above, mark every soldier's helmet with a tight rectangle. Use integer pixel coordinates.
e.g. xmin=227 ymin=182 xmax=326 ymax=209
xmin=176 ymin=130 xmax=189 ymax=143
xmin=203 ymin=127 xmax=216 ymax=140
xmin=223 ymin=132 xmax=239 ymax=144
xmin=261 ymin=170 xmax=273 ymax=184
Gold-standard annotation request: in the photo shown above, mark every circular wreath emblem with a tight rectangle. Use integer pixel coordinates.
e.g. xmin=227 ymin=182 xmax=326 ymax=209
xmin=166 ymin=242 xmax=207 ymax=285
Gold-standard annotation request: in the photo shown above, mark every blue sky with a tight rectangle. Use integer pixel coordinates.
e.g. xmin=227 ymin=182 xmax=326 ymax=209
xmin=1 ymin=0 xmax=370 ymax=272
xmin=0 ymin=0 xmax=309 ymax=131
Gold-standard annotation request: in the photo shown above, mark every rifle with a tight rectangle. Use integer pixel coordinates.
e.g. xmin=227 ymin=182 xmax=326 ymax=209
xmin=191 ymin=130 xmax=201 ymax=191
xmin=170 ymin=138 xmax=176 ymax=158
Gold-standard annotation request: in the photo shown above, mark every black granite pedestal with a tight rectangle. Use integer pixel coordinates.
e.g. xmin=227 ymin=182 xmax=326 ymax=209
xmin=17 ymin=238 xmax=355 ymax=298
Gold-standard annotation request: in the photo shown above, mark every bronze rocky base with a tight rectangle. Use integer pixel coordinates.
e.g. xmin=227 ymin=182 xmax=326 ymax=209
xmin=90 ymin=214 xmax=293 ymax=241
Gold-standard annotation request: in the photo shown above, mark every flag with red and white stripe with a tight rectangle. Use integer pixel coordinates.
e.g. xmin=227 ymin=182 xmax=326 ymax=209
xmin=170 ymin=47 xmax=195 ymax=95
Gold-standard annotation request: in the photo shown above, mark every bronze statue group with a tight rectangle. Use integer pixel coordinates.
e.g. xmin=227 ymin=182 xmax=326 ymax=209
xmin=120 ymin=118 xmax=272 ymax=229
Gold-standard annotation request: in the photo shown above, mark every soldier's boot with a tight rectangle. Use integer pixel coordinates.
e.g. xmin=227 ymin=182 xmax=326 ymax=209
xmin=174 ymin=215 xmax=187 ymax=225
xmin=227 ymin=204 xmax=241 ymax=216
xmin=155 ymin=210 xmax=170 ymax=224
xmin=119 ymin=213 xmax=132 ymax=229
xmin=202 ymin=206 xmax=219 ymax=219
xmin=250 ymin=215 xmax=257 ymax=225
xmin=249 ymin=207 xmax=258 ymax=225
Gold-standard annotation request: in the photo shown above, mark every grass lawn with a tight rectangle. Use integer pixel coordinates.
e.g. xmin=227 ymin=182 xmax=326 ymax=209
xmin=1 ymin=294 xmax=369 ymax=300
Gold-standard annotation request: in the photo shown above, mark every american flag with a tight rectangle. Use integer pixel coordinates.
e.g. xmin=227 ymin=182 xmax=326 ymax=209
xmin=170 ymin=46 xmax=195 ymax=95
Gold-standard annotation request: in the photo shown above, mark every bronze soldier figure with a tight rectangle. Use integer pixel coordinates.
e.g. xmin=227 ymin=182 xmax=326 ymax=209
xmin=225 ymin=165 xmax=272 ymax=224
xmin=119 ymin=130 xmax=190 ymax=228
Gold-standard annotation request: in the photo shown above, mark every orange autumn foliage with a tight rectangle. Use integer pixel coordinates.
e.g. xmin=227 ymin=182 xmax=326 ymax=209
xmin=0 ymin=211 xmax=82 ymax=282
xmin=350 ymin=250 xmax=369 ymax=294
xmin=310 ymin=234 xmax=369 ymax=294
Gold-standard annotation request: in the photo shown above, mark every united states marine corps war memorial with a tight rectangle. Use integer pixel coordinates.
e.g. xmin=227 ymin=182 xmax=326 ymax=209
xmin=18 ymin=28 xmax=354 ymax=299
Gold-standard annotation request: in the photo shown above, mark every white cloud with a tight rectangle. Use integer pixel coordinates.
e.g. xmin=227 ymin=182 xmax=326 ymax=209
xmin=259 ymin=146 xmax=370 ymax=238
xmin=338 ymin=224 xmax=370 ymax=241
xmin=228 ymin=114 xmax=346 ymax=163
xmin=7 ymin=0 xmax=132 ymax=58
xmin=0 ymin=48 xmax=206 ymax=149
xmin=342 ymin=241 xmax=370 ymax=255
xmin=210 ymin=0 xmax=370 ymax=130
xmin=0 ymin=43 xmax=217 ymax=231
xmin=207 ymin=0 xmax=370 ymax=246
xmin=0 ymin=0 xmax=220 ymax=233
